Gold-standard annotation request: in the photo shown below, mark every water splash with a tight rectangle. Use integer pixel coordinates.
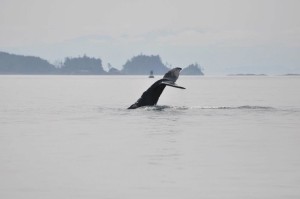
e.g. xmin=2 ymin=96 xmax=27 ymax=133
xmin=143 ymin=105 xmax=189 ymax=111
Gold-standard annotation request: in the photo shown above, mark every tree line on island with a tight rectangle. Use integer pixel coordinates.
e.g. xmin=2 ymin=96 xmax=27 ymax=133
xmin=0 ymin=51 xmax=204 ymax=75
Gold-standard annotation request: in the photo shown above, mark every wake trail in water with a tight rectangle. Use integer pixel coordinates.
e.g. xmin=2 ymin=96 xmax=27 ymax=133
xmin=192 ymin=105 xmax=275 ymax=110
xmin=96 ymin=105 xmax=299 ymax=115
xmin=139 ymin=105 xmax=300 ymax=114
xmin=141 ymin=105 xmax=274 ymax=111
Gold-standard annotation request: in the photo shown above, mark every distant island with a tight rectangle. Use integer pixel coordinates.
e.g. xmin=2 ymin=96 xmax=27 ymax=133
xmin=228 ymin=74 xmax=267 ymax=76
xmin=122 ymin=54 xmax=169 ymax=75
xmin=181 ymin=63 xmax=204 ymax=75
xmin=0 ymin=51 xmax=204 ymax=75
xmin=0 ymin=52 xmax=57 ymax=74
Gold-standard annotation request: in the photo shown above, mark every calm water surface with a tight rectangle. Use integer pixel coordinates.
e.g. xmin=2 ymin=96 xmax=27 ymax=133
xmin=0 ymin=75 xmax=300 ymax=199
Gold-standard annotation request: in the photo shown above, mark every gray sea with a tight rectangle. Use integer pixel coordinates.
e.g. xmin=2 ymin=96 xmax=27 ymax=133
xmin=1 ymin=75 xmax=300 ymax=199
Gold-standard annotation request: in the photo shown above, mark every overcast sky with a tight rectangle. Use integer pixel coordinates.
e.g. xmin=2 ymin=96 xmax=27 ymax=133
xmin=1 ymin=0 xmax=299 ymax=74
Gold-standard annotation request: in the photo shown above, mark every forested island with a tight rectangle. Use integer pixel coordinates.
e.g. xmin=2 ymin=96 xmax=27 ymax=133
xmin=0 ymin=51 xmax=204 ymax=75
xmin=0 ymin=52 xmax=56 ymax=74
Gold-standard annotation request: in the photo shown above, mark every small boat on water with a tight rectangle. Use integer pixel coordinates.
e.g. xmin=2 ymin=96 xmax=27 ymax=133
xmin=149 ymin=70 xmax=154 ymax=78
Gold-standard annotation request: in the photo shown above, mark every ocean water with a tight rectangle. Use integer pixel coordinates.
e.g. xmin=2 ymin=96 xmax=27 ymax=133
xmin=0 ymin=75 xmax=300 ymax=199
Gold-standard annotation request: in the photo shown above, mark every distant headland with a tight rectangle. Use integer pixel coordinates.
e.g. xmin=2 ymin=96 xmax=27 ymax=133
xmin=0 ymin=51 xmax=204 ymax=76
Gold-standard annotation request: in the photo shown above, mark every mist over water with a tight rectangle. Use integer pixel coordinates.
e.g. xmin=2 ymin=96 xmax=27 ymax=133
xmin=1 ymin=75 xmax=300 ymax=199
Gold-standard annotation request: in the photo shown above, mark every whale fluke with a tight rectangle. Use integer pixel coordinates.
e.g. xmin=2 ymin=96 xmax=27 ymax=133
xmin=128 ymin=67 xmax=185 ymax=109
xmin=163 ymin=67 xmax=181 ymax=82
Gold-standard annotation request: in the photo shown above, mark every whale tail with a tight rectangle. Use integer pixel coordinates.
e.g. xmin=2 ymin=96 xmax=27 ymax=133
xmin=128 ymin=67 xmax=185 ymax=109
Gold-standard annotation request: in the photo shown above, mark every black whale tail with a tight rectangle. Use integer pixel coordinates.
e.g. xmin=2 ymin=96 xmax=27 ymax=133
xmin=128 ymin=68 xmax=185 ymax=109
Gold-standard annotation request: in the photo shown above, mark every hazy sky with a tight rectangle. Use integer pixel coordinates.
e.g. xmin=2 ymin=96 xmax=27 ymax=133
xmin=1 ymin=0 xmax=299 ymax=74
